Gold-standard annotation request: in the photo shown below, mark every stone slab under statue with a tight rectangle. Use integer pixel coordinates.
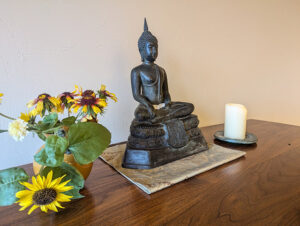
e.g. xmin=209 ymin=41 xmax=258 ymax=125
xmin=122 ymin=19 xmax=208 ymax=169
xmin=102 ymin=143 xmax=246 ymax=194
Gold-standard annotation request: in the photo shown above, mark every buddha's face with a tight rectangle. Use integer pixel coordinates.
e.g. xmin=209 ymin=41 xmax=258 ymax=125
xmin=143 ymin=41 xmax=158 ymax=62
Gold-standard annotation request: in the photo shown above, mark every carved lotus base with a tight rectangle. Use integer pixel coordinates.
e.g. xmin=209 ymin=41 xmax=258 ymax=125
xmin=123 ymin=114 xmax=208 ymax=169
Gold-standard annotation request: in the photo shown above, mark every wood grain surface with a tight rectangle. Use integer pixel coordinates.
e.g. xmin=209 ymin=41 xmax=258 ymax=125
xmin=0 ymin=119 xmax=299 ymax=226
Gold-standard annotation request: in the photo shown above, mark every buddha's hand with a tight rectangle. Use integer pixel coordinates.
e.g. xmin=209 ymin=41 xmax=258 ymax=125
xmin=147 ymin=106 xmax=156 ymax=119
xmin=165 ymin=102 xmax=171 ymax=109
xmin=164 ymin=98 xmax=171 ymax=107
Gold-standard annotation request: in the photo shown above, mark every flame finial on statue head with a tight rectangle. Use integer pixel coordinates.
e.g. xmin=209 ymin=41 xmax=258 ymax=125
xmin=144 ymin=18 xmax=148 ymax=31
xmin=138 ymin=18 xmax=158 ymax=61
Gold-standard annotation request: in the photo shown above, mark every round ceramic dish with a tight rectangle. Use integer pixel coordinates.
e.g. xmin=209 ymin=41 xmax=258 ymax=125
xmin=214 ymin=131 xmax=258 ymax=144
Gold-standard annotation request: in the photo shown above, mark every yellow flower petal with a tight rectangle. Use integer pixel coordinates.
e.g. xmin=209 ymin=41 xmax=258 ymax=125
xmin=40 ymin=205 xmax=48 ymax=213
xmin=110 ymin=93 xmax=117 ymax=102
xmin=19 ymin=112 xmax=31 ymax=122
xmin=82 ymin=105 xmax=88 ymax=113
xmin=39 ymin=94 xmax=46 ymax=100
xmin=106 ymin=91 xmax=117 ymax=102
xmin=73 ymin=105 xmax=81 ymax=113
xmin=49 ymin=97 xmax=61 ymax=107
xmin=37 ymin=175 xmax=44 ymax=188
xmin=45 ymin=170 xmax=53 ymax=186
xmin=46 ymin=203 xmax=58 ymax=212
xmin=55 ymin=185 xmax=73 ymax=193
xmin=68 ymin=98 xmax=76 ymax=103
xmin=56 ymin=193 xmax=72 ymax=202
xmin=17 ymin=195 xmax=33 ymax=206
xmin=53 ymin=201 xmax=64 ymax=209
xmin=16 ymin=190 xmax=33 ymax=199
xmin=30 ymin=108 xmax=38 ymax=117
xmin=28 ymin=205 xmax=39 ymax=215
xmin=19 ymin=203 xmax=31 ymax=211
xmin=26 ymin=99 xmax=35 ymax=108
xmin=47 ymin=175 xmax=65 ymax=188
xmin=92 ymin=105 xmax=101 ymax=114
xmin=73 ymin=85 xmax=82 ymax=95
xmin=98 ymin=99 xmax=107 ymax=107
xmin=36 ymin=101 xmax=44 ymax=114
xmin=54 ymin=179 xmax=71 ymax=189
xmin=48 ymin=178 xmax=59 ymax=188
xmin=19 ymin=181 xmax=37 ymax=191
xmin=55 ymin=104 xmax=64 ymax=113
xmin=100 ymin=84 xmax=106 ymax=91
xmin=32 ymin=176 xmax=41 ymax=190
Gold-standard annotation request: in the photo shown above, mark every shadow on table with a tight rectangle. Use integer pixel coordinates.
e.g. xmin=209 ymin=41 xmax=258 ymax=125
xmin=213 ymin=139 xmax=257 ymax=151
xmin=39 ymin=188 xmax=96 ymax=225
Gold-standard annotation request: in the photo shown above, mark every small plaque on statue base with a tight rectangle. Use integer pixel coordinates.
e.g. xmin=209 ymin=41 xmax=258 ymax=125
xmin=100 ymin=143 xmax=246 ymax=194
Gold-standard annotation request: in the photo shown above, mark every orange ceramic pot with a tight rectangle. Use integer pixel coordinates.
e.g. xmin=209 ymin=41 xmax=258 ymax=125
xmin=33 ymin=120 xmax=99 ymax=180
xmin=33 ymin=144 xmax=93 ymax=180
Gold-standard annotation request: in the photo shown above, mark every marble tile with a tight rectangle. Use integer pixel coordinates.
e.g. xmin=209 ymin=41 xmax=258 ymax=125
xmin=100 ymin=144 xmax=246 ymax=194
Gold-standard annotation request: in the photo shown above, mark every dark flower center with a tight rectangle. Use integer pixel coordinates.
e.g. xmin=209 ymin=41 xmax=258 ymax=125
xmin=80 ymin=96 xmax=97 ymax=105
xmin=82 ymin=90 xmax=95 ymax=97
xmin=62 ymin=92 xmax=72 ymax=96
xmin=60 ymin=92 xmax=74 ymax=103
xmin=33 ymin=188 xmax=57 ymax=205
xmin=62 ymin=92 xmax=73 ymax=98
xmin=38 ymin=93 xmax=50 ymax=100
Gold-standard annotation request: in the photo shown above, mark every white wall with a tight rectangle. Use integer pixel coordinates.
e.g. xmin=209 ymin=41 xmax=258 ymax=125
xmin=1 ymin=0 xmax=300 ymax=169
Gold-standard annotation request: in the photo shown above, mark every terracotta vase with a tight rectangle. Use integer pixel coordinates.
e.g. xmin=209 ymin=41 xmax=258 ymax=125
xmin=33 ymin=145 xmax=93 ymax=180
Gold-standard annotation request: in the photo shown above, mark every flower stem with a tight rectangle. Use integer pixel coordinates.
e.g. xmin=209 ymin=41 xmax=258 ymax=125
xmin=0 ymin=113 xmax=16 ymax=120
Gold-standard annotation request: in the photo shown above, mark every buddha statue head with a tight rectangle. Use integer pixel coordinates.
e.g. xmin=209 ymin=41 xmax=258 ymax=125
xmin=138 ymin=18 xmax=158 ymax=62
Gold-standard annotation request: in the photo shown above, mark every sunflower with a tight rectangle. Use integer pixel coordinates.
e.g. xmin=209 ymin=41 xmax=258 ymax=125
xmin=99 ymin=85 xmax=117 ymax=102
xmin=70 ymin=89 xmax=107 ymax=117
xmin=16 ymin=171 xmax=73 ymax=215
xmin=0 ymin=93 xmax=3 ymax=104
xmin=27 ymin=93 xmax=61 ymax=117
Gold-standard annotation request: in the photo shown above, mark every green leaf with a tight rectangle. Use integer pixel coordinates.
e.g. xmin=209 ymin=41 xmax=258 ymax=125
xmin=0 ymin=167 xmax=29 ymax=206
xmin=40 ymin=162 xmax=84 ymax=199
xmin=0 ymin=130 xmax=8 ymax=133
xmin=68 ymin=122 xmax=111 ymax=164
xmin=37 ymin=132 xmax=47 ymax=141
xmin=34 ymin=113 xmax=59 ymax=132
xmin=62 ymin=116 xmax=76 ymax=126
xmin=64 ymin=187 xmax=84 ymax=199
xmin=42 ymin=113 xmax=58 ymax=128
xmin=34 ymin=135 xmax=68 ymax=167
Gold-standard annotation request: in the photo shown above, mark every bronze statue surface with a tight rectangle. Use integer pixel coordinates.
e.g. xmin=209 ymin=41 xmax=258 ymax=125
xmin=122 ymin=19 xmax=208 ymax=169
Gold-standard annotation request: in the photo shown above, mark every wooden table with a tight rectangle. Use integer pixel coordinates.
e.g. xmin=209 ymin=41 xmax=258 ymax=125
xmin=1 ymin=120 xmax=299 ymax=225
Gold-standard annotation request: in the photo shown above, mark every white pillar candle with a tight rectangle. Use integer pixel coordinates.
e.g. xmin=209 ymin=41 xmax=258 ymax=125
xmin=224 ymin=103 xmax=247 ymax=140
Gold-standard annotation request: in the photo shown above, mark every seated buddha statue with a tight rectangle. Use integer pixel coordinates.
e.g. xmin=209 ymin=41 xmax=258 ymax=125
xmin=122 ymin=19 xmax=208 ymax=169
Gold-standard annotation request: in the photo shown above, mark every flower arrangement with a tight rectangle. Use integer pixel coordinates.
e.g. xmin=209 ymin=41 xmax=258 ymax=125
xmin=0 ymin=85 xmax=117 ymax=214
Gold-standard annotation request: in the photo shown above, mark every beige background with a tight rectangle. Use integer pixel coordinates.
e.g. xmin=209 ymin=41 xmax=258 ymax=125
xmin=1 ymin=0 xmax=300 ymax=169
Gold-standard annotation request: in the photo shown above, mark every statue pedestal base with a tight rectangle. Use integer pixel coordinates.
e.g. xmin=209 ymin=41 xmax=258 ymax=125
xmin=123 ymin=113 xmax=209 ymax=169
xmin=123 ymin=140 xmax=208 ymax=169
